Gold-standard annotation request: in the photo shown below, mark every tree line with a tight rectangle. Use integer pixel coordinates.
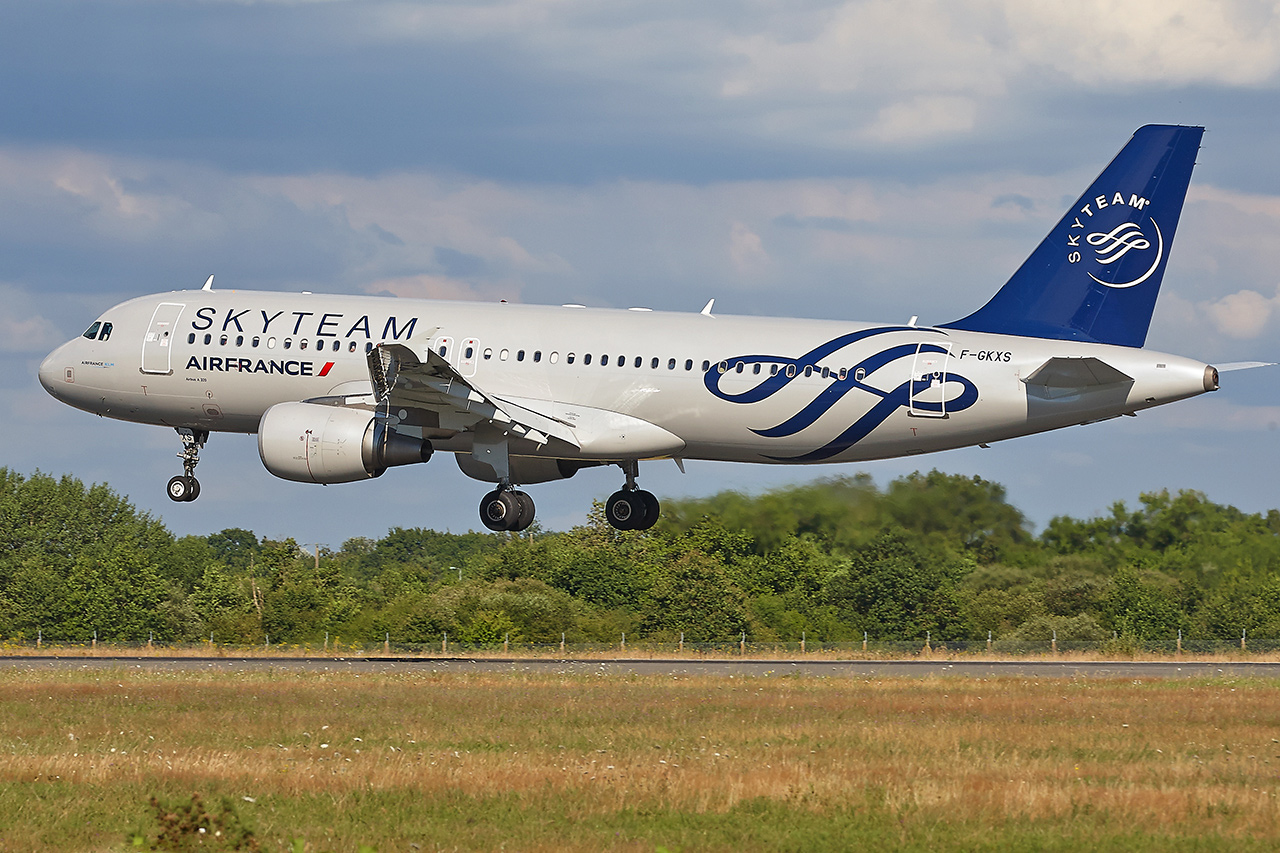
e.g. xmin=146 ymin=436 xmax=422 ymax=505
xmin=2 ymin=467 xmax=1279 ymax=649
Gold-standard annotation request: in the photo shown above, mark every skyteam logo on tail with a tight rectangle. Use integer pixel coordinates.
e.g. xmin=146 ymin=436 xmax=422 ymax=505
xmin=1067 ymin=191 xmax=1163 ymax=289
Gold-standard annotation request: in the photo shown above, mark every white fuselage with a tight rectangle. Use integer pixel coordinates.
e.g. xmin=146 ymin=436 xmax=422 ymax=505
xmin=39 ymin=289 xmax=1214 ymax=466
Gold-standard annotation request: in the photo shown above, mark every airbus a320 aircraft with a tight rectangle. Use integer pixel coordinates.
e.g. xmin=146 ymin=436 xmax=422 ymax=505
xmin=39 ymin=125 xmax=1265 ymax=532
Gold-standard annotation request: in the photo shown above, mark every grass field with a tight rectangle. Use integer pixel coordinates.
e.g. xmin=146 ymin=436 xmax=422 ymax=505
xmin=1 ymin=666 xmax=1279 ymax=851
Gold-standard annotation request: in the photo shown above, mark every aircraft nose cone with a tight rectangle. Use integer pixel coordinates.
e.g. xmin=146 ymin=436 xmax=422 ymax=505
xmin=38 ymin=344 xmax=69 ymax=398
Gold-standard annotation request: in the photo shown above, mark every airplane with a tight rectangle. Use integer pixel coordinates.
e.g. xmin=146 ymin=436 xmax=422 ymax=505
xmin=38 ymin=125 xmax=1268 ymax=533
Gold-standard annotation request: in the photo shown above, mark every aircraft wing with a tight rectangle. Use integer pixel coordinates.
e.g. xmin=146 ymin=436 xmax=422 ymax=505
xmin=366 ymin=343 xmax=580 ymax=449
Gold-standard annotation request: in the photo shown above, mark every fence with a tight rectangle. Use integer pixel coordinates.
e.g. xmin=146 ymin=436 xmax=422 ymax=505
xmin=5 ymin=631 xmax=1280 ymax=658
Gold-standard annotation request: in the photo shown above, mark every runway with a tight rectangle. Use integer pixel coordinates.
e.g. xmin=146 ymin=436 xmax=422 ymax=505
xmin=2 ymin=656 xmax=1278 ymax=678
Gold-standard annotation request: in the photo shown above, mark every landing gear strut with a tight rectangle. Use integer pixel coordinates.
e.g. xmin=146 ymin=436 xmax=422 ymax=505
xmin=479 ymin=487 xmax=535 ymax=532
xmin=605 ymin=460 xmax=660 ymax=531
xmin=167 ymin=428 xmax=208 ymax=503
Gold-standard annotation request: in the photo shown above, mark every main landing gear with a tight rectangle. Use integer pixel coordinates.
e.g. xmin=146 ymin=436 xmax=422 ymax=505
xmin=167 ymin=427 xmax=208 ymax=503
xmin=604 ymin=460 xmax=660 ymax=531
xmin=479 ymin=487 xmax=536 ymax=532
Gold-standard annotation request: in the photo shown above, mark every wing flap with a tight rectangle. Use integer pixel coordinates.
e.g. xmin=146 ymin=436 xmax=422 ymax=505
xmin=366 ymin=342 xmax=580 ymax=449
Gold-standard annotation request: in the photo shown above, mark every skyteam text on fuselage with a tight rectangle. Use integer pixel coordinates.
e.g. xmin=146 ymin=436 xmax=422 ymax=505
xmin=39 ymin=125 xmax=1264 ymax=532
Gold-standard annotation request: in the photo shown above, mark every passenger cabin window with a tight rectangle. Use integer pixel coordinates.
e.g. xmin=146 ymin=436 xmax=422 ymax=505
xmin=332 ymin=340 xmax=340 ymax=352
xmin=701 ymin=360 xmax=710 ymax=372
xmin=299 ymin=339 xmax=308 ymax=350
xmin=517 ymin=350 xmax=525 ymax=362
xmin=348 ymin=341 xmax=357 ymax=353
xmin=99 ymin=323 xmax=113 ymax=342
xmin=533 ymin=350 xmax=541 ymax=363
xmin=668 ymin=358 xmax=676 ymax=370
xmin=465 ymin=346 xmax=474 ymax=359
xmin=550 ymin=352 xmax=559 ymax=364
xmin=236 ymin=335 xmax=244 ymax=346
xmin=685 ymin=359 xmax=693 ymax=371
xmin=635 ymin=356 xmax=643 ymax=368
xmin=499 ymin=349 xmax=509 ymax=361
xmin=483 ymin=348 xmax=493 ymax=360
xmin=82 ymin=322 xmax=101 ymax=340
xmin=567 ymin=353 xmax=576 ymax=364
xmin=438 ymin=345 xmax=447 ymax=357
xmin=203 ymin=334 xmax=212 ymax=345
xmin=252 ymin=337 xmax=261 ymax=348
xmin=584 ymin=354 xmax=592 ymax=365
xmin=365 ymin=342 xmax=374 ymax=353
xmin=601 ymin=355 xmax=609 ymax=366
xmin=188 ymin=333 xmax=196 ymax=344
xmin=267 ymin=337 xmax=277 ymax=349
xmin=284 ymin=339 xmax=292 ymax=350
xmin=220 ymin=335 xmax=228 ymax=346
xmin=651 ymin=357 xmax=659 ymax=369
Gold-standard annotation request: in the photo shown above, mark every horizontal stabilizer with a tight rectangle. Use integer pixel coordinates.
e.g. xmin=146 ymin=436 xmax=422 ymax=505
xmin=1216 ymin=361 xmax=1275 ymax=372
xmin=1024 ymin=357 xmax=1133 ymax=389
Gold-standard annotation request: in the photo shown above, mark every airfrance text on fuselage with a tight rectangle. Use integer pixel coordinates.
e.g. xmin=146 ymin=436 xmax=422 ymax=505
xmin=186 ymin=357 xmax=335 ymax=377
xmin=191 ymin=307 xmax=417 ymax=340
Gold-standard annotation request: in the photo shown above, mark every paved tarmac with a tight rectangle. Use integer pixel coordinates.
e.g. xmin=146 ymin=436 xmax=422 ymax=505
xmin=2 ymin=656 xmax=1279 ymax=678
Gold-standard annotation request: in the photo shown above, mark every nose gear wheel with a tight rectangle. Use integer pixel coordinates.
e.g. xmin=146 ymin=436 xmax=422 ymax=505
xmin=167 ymin=475 xmax=200 ymax=502
xmin=166 ymin=428 xmax=208 ymax=503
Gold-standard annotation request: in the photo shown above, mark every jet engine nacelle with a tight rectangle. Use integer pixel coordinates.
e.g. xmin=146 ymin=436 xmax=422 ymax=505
xmin=258 ymin=402 xmax=432 ymax=484
xmin=455 ymin=452 xmax=599 ymax=484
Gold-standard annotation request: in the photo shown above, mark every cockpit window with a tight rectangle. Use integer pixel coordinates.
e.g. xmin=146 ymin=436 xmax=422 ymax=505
xmin=98 ymin=322 xmax=113 ymax=342
xmin=82 ymin=322 xmax=101 ymax=340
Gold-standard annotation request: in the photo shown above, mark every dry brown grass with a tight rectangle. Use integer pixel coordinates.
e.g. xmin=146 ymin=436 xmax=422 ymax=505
xmin=1 ymin=667 xmax=1279 ymax=850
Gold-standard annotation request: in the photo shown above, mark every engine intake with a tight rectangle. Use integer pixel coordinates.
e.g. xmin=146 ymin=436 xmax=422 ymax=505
xmin=258 ymin=402 xmax=432 ymax=484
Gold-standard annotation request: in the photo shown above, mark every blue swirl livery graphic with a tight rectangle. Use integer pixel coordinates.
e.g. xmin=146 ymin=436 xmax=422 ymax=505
xmin=704 ymin=327 xmax=978 ymax=462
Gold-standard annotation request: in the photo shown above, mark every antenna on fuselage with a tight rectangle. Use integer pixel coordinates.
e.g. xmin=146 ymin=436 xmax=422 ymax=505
xmin=202 ymin=275 xmax=214 ymax=292
xmin=700 ymin=299 xmax=715 ymax=317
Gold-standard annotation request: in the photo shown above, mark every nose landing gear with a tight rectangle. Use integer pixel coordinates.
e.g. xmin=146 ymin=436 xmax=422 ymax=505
xmin=604 ymin=460 xmax=660 ymax=531
xmin=167 ymin=428 xmax=208 ymax=503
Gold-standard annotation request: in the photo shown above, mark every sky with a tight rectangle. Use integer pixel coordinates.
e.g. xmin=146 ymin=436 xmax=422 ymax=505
xmin=6 ymin=0 xmax=1280 ymax=547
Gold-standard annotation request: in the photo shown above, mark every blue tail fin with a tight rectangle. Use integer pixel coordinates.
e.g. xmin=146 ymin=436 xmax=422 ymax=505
xmin=943 ymin=124 xmax=1203 ymax=347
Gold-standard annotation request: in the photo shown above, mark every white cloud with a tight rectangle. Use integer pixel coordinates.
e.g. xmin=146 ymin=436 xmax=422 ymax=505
xmin=1204 ymin=287 xmax=1280 ymax=339
xmin=1136 ymin=393 xmax=1280 ymax=433
xmin=715 ymin=1 xmax=1280 ymax=148
xmin=0 ymin=284 xmax=62 ymax=352
xmin=1006 ymin=1 xmax=1280 ymax=87
xmin=1152 ymin=183 xmax=1280 ymax=352
xmin=362 ymin=274 xmax=513 ymax=303
xmin=720 ymin=2 xmax=1009 ymax=99
xmin=861 ymin=96 xmax=980 ymax=144
xmin=729 ymin=221 xmax=769 ymax=275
